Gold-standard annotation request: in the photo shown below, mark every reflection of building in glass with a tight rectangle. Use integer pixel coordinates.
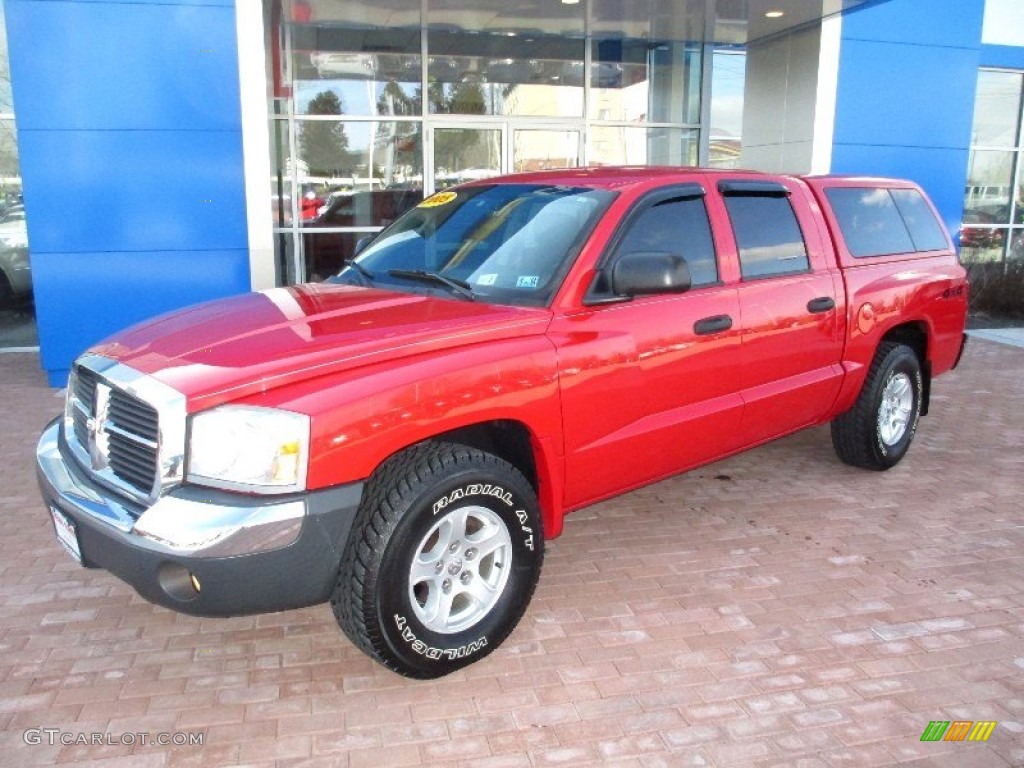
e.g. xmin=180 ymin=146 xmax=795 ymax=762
xmin=0 ymin=0 xmax=35 ymax=348
xmin=961 ymin=68 xmax=1024 ymax=269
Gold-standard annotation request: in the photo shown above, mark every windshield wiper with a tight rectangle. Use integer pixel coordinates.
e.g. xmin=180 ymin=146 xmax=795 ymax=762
xmin=386 ymin=269 xmax=476 ymax=301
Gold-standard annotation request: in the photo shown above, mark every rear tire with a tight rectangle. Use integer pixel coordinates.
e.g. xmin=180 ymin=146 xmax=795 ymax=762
xmin=831 ymin=342 xmax=923 ymax=471
xmin=331 ymin=441 xmax=544 ymax=678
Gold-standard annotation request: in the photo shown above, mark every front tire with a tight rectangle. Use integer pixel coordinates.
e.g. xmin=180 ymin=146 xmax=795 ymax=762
xmin=831 ymin=341 xmax=923 ymax=470
xmin=331 ymin=442 xmax=544 ymax=678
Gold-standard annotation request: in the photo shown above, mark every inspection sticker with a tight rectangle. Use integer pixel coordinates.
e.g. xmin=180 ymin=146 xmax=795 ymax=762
xmin=516 ymin=275 xmax=539 ymax=288
xmin=476 ymin=274 xmax=498 ymax=286
xmin=419 ymin=191 xmax=457 ymax=208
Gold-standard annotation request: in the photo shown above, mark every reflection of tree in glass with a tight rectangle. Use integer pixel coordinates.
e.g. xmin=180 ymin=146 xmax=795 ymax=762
xmin=374 ymin=82 xmax=421 ymax=187
xmin=0 ymin=121 xmax=20 ymax=208
xmin=300 ymin=91 xmax=351 ymax=176
xmin=432 ymin=82 xmax=487 ymax=176
xmin=377 ymin=81 xmax=420 ymax=117
xmin=0 ymin=3 xmax=17 ymax=199
xmin=0 ymin=5 xmax=12 ymax=114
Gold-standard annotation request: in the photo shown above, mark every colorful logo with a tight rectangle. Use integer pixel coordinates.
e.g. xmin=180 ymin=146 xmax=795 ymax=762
xmin=920 ymin=721 xmax=997 ymax=742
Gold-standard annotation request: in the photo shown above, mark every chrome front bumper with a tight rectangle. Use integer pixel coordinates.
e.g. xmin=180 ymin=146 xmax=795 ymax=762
xmin=37 ymin=418 xmax=307 ymax=557
xmin=36 ymin=418 xmax=363 ymax=616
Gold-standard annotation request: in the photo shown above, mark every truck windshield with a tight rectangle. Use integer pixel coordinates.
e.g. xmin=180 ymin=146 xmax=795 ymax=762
xmin=326 ymin=184 xmax=615 ymax=306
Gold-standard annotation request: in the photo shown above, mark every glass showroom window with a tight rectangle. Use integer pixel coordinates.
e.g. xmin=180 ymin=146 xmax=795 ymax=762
xmin=961 ymin=69 xmax=1024 ymax=268
xmin=0 ymin=0 xmax=34 ymax=348
xmin=268 ymin=0 xmax=716 ymax=285
xmin=708 ymin=48 xmax=745 ymax=169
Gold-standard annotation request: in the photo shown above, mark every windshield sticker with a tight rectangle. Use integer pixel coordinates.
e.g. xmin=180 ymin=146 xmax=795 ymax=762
xmin=516 ymin=276 xmax=539 ymax=289
xmin=419 ymin=191 xmax=458 ymax=208
xmin=476 ymin=274 xmax=498 ymax=286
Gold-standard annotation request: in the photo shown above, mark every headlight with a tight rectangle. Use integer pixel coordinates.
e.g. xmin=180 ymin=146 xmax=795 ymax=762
xmin=187 ymin=406 xmax=310 ymax=493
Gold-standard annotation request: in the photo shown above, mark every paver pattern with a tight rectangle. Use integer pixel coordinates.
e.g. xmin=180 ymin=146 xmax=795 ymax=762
xmin=0 ymin=340 xmax=1022 ymax=767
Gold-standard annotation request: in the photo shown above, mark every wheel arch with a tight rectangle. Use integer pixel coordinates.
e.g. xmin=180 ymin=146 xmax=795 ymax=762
xmin=374 ymin=419 xmax=563 ymax=540
xmin=879 ymin=320 xmax=931 ymax=416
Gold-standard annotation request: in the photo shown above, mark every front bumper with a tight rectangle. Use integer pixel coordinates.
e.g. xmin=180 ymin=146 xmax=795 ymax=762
xmin=36 ymin=418 xmax=363 ymax=617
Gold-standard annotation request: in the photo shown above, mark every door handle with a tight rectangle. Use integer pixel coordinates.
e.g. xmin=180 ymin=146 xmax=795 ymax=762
xmin=807 ymin=296 xmax=836 ymax=313
xmin=693 ymin=314 xmax=733 ymax=335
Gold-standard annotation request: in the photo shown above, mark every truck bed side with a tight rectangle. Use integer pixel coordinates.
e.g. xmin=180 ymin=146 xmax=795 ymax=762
xmin=803 ymin=176 xmax=969 ymax=415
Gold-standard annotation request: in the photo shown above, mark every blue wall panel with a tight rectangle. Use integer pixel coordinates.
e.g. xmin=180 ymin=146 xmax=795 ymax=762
xmin=58 ymin=0 xmax=233 ymax=5
xmin=832 ymin=42 xmax=979 ymax=151
xmin=979 ymin=44 xmax=1024 ymax=70
xmin=33 ymin=250 xmax=250 ymax=384
xmin=5 ymin=0 xmax=250 ymax=386
xmin=18 ymin=130 xmax=247 ymax=253
xmin=832 ymin=0 xmax=985 ymax=241
xmin=841 ymin=0 xmax=984 ymax=49
xmin=5 ymin=2 xmax=240 ymax=131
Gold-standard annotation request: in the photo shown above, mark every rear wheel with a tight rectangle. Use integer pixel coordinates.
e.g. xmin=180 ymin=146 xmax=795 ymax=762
xmin=331 ymin=441 xmax=543 ymax=678
xmin=831 ymin=341 xmax=923 ymax=470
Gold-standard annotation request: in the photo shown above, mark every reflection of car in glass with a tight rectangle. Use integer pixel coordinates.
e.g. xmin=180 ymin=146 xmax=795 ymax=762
xmin=300 ymin=192 xmax=324 ymax=222
xmin=0 ymin=219 xmax=31 ymax=303
xmin=309 ymin=52 xmax=377 ymax=79
xmin=484 ymin=58 xmax=541 ymax=83
xmin=556 ymin=60 xmax=626 ymax=88
xmin=960 ymin=210 xmax=1002 ymax=250
xmin=302 ymin=188 xmax=423 ymax=279
xmin=0 ymin=205 xmax=25 ymax=224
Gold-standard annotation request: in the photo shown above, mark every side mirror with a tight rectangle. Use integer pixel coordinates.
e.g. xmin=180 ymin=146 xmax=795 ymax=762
xmin=611 ymin=251 xmax=692 ymax=297
xmin=353 ymin=235 xmax=375 ymax=256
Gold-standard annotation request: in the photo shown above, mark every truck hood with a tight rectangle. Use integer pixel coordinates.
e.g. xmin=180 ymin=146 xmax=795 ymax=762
xmin=91 ymin=284 xmax=552 ymax=409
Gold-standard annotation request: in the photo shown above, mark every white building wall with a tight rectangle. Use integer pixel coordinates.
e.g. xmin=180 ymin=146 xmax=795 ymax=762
xmin=740 ymin=16 xmax=842 ymax=174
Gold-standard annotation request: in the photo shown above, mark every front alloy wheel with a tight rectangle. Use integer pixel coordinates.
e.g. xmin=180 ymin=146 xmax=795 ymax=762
xmin=332 ymin=441 xmax=544 ymax=678
xmin=408 ymin=504 xmax=513 ymax=634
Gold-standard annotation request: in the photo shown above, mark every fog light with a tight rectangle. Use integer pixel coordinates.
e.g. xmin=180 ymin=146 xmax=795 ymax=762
xmin=158 ymin=562 xmax=201 ymax=602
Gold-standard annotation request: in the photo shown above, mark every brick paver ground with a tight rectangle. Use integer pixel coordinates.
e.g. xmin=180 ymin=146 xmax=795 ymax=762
xmin=0 ymin=340 xmax=1022 ymax=768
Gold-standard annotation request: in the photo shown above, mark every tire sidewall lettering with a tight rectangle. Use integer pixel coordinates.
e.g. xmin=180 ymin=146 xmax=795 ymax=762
xmin=377 ymin=470 xmax=543 ymax=674
xmin=430 ymin=482 xmax=536 ymax=550
xmin=393 ymin=613 xmax=489 ymax=661
xmin=432 ymin=483 xmax=514 ymax=515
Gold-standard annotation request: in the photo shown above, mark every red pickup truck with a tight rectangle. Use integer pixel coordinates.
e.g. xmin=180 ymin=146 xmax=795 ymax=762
xmin=37 ymin=168 xmax=968 ymax=678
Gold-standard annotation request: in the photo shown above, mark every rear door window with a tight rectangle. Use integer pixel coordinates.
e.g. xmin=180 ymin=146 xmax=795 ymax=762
xmin=722 ymin=194 xmax=810 ymax=279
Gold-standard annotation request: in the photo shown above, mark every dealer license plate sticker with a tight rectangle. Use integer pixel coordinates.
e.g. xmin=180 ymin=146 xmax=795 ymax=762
xmin=49 ymin=506 xmax=82 ymax=564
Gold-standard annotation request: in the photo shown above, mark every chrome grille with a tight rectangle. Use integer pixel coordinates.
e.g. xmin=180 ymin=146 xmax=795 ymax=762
xmin=107 ymin=432 xmax=158 ymax=492
xmin=105 ymin=389 xmax=160 ymax=493
xmin=70 ymin=368 xmax=97 ymax=449
xmin=108 ymin=390 xmax=159 ymax=443
xmin=67 ymin=363 xmax=161 ymax=498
